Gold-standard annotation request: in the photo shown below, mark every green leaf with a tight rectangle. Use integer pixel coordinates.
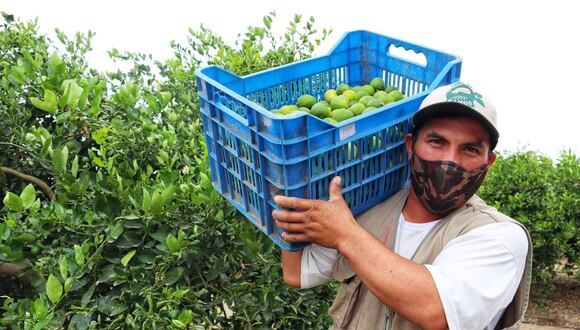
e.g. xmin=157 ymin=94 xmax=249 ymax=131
xmin=166 ymin=234 xmax=178 ymax=253
xmin=81 ymin=284 xmax=96 ymax=306
xmin=58 ymin=255 xmax=68 ymax=279
xmin=92 ymin=127 xmax=110 ymax=145
xmin=32 ymin=298 xmax=47 ymax=319
xmin=71 ymin=155 xmax=79 ymax=177
xmin=142 ymin=188 xmax=151 ymax=211
xmin=121 ymin=250 xmax=136 ymax=267
xmin=52 ymin=145 xmax=69 ymax=173
xmin=33 ymin=312 xmax=54 ymax=330
xmin=161 ymin=185 xmax=175 ymax=206
xmin=20 ymin=184 xmax=36 ymax=209
xmin=47 ymin=52 xmax=65 ymax=78
xmin=149 ymin=189 xmax=163 ymax=214
xmin=74 ymin=244 xmax=85 ymax=266
xmin=164 ymin=267 xmax=185 ymax=286
xmin=46 ymin=274 xmax=63 ymax=304
xmin=3 ymin=192 xmax=23 ymax=212
xmin=178 ymin=309 xmax=193 ymax=324
xmin=64 ymin=277 xmax=74 ymax=292
xmin=62 ymin=79 xmax=83 ymax=107
xmin=172 ymin=320 xmax=186 ymax=329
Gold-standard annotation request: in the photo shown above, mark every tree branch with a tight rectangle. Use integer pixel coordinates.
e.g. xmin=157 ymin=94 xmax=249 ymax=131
xmin=0 ymin=166 xmax=54 ymax=200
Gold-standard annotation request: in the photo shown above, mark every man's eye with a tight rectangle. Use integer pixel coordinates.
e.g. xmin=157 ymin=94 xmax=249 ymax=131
xmin=465 ymin=146 xmax=480 ymax=154
xmin=429 ymin=139 xmax=443 ymax=145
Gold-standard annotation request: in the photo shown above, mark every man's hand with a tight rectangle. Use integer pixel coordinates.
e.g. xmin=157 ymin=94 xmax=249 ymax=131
xmin=272 ymin=176 xmax=359 ymax=249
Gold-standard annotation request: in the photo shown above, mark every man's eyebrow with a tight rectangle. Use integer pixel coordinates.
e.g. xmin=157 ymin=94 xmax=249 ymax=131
xmin=424 ymin=131 xmax=486 ymax=148
xmin=424 ymin=131 xmax=448 ymax=141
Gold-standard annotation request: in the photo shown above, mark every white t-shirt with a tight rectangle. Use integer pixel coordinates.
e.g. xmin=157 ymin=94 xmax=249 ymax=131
xmin=300 ymin=214 xmax=528 ymax=330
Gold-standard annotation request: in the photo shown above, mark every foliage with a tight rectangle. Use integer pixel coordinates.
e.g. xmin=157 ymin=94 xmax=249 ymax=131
xmin=479 ymin=150 xmax=579 ymax=293
xmin=1 ymin=9 xmax=578 ymax=329
xmin=1 ymin=11 xmax=335 ymax=329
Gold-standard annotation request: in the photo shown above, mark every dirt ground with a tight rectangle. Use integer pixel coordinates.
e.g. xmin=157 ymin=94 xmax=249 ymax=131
xmin=522 ymin=275 xmax=579 ymax=329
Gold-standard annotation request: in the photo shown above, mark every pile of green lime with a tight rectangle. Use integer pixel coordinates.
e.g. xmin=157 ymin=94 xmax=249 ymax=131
xmin=271 ymin=77 xmax=406 ymax=125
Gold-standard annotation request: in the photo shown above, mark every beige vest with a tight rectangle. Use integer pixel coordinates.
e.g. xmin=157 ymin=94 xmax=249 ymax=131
xmin=329 ymin=187 xmax=532 ymax=330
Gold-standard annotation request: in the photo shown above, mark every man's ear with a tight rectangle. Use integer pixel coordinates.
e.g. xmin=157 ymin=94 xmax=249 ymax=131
xmin=487 ymin=151 xmax=497 ymax=168
xmin=404 ymin=133 xmax=414 ymax=161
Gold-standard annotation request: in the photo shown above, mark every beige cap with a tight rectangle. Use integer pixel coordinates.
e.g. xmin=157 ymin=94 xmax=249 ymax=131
xmin=413 ymin=82 xmax=499 ymax=149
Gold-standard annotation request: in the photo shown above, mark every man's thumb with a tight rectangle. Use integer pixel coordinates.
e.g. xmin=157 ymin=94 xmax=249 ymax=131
xmin=329 ymin=176 xmax=343 ymax=201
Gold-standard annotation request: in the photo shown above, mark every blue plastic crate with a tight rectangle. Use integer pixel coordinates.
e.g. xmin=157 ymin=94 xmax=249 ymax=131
xmin=195 ymin=30 xmax=462 ymax=251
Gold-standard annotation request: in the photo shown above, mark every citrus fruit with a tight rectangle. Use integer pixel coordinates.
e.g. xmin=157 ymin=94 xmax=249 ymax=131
xmin=298 ymin=107 xmax=311 ymax=113
xmin=354 ymin=90 xmax=370 ymax=101
xmin=384 ymin=85 xmax=397 ymax=93
xmin=370 ymin=77 xmax=385 ymax=91
xmin=297 ymin=94 xmax=316 ymax=109
xmin=388 ymin=89 xmax=404 ymax=101
xmin=348 ymin=100 xmax=357 ymax=107
xmin=359 ymin=95 xmax=375 ymax=106
xmin=352 ymin=85 xmax=362 ymax=92
xmin=271 ymin=109 xmax=282 ymax=115
xmin=362 ymin=106 xmax=377 ymax=114
xmin=366 ymin=98 xmax=384 ymax=108
xmin=324 ymin=89 xmax=337 ymax=103
xmin=311 ymin=102 xmax=331 ymax=119
xmin=331 ymin=108 xmax=354 ymax=122
xmin=342 ymin=89 xmax=357 ymax=101
xmin=348 ymin=103 xmax=366 ymax=116
xmin=324 ymin=117 xmax=338 ymax=124
xmin=330 ymin=95 xmax=349 ymax=110
xmin=361 ymin=84 xmax=375 ymax=96
xmin=336 ymin=83 xmax=350 ymax=95
xmin=280 ymin=105 xmax=298 ymax=115
xmin=373 ymin=91 xmax=394 ymax=104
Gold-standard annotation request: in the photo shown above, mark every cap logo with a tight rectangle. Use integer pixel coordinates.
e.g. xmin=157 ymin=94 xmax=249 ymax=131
xmin=445 ymin=83 xmax=485 ymax=108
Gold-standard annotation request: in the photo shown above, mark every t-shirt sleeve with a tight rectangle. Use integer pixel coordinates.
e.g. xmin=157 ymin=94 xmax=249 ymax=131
xmin=300 ymin=243 xmax=338 ymax=289
xmin=424 ymin=222 xmax=529 ymax=330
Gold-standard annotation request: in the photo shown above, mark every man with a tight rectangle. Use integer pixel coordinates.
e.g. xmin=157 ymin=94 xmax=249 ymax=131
xmin=273 ymin=82 xmax=532 ymax=330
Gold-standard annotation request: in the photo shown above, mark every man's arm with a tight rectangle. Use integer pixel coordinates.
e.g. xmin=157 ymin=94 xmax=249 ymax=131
xmin=337 ymin=228 xmax=447 ymax=330
xmin=281 ymin=250 xmax=303 ymax=288
xmin=273 ymin=177 xmax=447 ymax=329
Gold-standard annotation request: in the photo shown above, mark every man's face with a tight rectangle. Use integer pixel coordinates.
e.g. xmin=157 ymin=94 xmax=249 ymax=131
xmin=405 ymin=116 xmax=496 ymax=170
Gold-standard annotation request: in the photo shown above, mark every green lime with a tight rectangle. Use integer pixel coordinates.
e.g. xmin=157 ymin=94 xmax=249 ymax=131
xmin=384 ymin=85 xmax=397 ymax=93
xmin=374 ymin=91 xmax=394 ymax=104
xmin=330 ymin=95 xmax=349 ymax=110
xmin=298 ymin=107 xmax=311 ymax=113
xmin=354 ymin=90 xmax=370 ymax=101
xmin=331 ymin=108 xmax=355 ymax=122
xmin=366 ymin=98 xmax=384 ymax=108
xmin=297 ymin=94 xmax=316 ymax=109
xmin=388 ymin=89 xmax=404 ymax=101
xmin=348 ymin=102 xmax=366 ymax=116
xmin=361 ymin=84 xmax=375 ymax=96
xmin=370 ymin=77 xmax=385 ymax=91
xmin=324 ymin=117 xmax=338 ymax=124
xmin=280 ymin=105 xmax=299 ymax=115
xmin=342 ymin=89 xmax=357 ymax=101
xmin=336 ymin=83 xmax=350 ymax=95
xmin=311 ymin=102 xmax=331 ymax=119
xmin=352 ymin=85 xmax=362 ymax=92
xmin=362 ymin=106 xmax=377 ymax=114
xmin=359 ymin=95 xmax=375 ymax=106
xmin=324 ymin=89 xmax=337 ymax=103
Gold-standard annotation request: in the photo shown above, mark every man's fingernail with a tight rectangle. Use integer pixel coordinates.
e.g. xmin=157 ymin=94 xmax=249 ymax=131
xmin=273 ymin=195 xmax=279 ymax=203
xmin=336 ymin=176 xmax=341 ymax=185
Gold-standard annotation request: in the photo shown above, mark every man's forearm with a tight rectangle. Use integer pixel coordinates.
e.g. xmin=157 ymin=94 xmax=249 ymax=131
xmin=337 ymin=227 xmax=447 ymax=329
xmin=281 ymin=249 xmax=303 ymax=288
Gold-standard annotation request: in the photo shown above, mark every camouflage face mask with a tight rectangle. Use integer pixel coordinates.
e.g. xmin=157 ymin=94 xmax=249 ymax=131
xmin=410 ymin=151 xmax=489 ymax=215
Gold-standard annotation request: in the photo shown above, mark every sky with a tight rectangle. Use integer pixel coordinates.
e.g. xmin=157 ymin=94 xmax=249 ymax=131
xmin=3 ymin=0 xmax=579 ymax=159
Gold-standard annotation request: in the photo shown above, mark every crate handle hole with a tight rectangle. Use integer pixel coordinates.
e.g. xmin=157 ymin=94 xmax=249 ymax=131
xmin=387 ymin=44 xmax=427 ymax=67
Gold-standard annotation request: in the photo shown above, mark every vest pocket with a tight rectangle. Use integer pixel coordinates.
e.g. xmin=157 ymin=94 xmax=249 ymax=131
xmin=329 ymin=275 xmax=362 ymax=328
